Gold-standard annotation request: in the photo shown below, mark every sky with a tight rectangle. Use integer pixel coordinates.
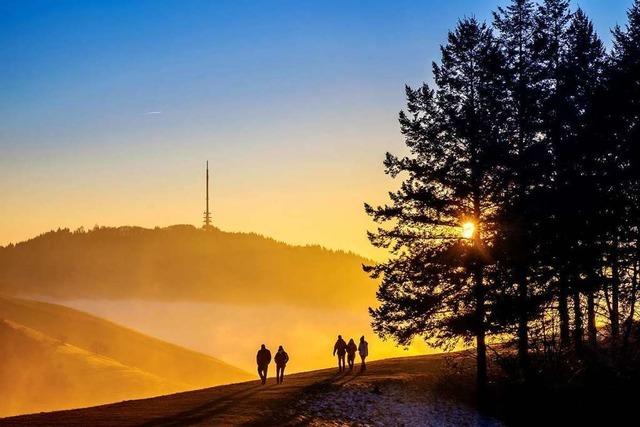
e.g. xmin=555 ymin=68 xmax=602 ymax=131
xmin=0 ymin=0 xmax=634 ymax=259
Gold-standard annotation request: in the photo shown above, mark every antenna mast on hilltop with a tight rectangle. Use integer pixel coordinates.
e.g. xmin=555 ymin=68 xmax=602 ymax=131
xmin=203 ymin=161 xmax=213 ymax=230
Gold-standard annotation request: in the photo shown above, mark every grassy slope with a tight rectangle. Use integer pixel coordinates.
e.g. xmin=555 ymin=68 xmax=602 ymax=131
xmin=0 ymin=354 xmax=467 ymax=426
xmin=0 ymin=320 xmax=182 ymax=416
xmin=0 ymin=297 xmax=250 ymax=386
xmin=0 ymin=297 xmax=252 ymax=417
xmin=2 ymin=318 xmax=634 ymax=427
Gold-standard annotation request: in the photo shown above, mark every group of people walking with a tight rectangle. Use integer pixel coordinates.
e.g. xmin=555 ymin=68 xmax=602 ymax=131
xmin=255 ymin=335 xmax=369 ymax=385
xmin=333 ymin=335 xmax=368 ymax=373
xmin=256 ymin=344 xmax=289 ymax=384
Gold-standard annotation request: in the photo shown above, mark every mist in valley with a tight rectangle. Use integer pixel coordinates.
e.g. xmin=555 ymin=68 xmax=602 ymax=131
xmin=0 ymin=226 xmax=429 ymax=417
xmin=49 ymin=298 xmax=428 ymax=373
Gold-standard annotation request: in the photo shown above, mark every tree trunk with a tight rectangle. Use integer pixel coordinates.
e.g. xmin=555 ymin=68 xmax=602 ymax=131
xmin=475 ymin=265 xmax=487 ymax=399
xmin=573 ymin=290 xmax=583 ymax=353
xmin=559 ymin=274 xmax=570 ymax=346
xmin=623 ymin=258 xmax=638 ymax=349
xmin=610 ymin=252 xmax=620 ymax=344
xmin=587 ymin=290 xmax=597 ymax=348
xmin=517 ymin=268 xmax=529 ymax=371
xmin=472 ymin=191 xmax=487 ymax=399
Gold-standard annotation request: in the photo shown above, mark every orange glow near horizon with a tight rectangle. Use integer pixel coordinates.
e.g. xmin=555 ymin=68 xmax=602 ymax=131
xmin=0 ymin=147 xmax=398 ymax=261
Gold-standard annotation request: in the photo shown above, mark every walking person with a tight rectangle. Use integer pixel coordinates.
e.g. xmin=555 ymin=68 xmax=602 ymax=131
xmin=333 ymin=335 xmax=347 ymax=372
xmin=346 ymin=338 xmax=357 ymax=371
xmin=256 ymin=344 xmax=272 ymax=385
xmin=274 ymin=345 xmax=289 ymax=384
xmin=358 ymin=336 xmax=368 ymax=372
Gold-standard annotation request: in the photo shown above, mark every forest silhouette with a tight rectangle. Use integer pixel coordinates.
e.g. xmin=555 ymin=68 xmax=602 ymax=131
xmin=364 ymin=0 xmax=640 ymax=420
xmin=0 ymin=225 xmax=373 ymax=309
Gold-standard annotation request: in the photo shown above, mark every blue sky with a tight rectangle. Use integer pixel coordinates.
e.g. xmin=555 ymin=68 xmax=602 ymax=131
xmin=0 ymin=0 xmax=634 ymax=257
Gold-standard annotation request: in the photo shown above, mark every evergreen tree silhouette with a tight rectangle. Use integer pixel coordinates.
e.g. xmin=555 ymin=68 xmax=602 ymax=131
xmin=365 ymin=18 xmax=508 ymax=395
xmin=534 ymin=0 xmax=573 ymax=346
xmin=602 ymin=0 xmax=640 ymax=347
xmin=492 ymin=0 xmax=545 ymax=371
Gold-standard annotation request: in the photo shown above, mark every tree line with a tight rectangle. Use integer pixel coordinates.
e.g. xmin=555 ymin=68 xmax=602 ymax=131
xmin=366 ymin=0 xmax=640 ymax=394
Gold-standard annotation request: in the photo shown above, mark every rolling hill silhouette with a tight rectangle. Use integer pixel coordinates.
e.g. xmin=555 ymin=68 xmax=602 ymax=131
xmin=0 ymin=297 xmax=251 ymax=417
xmin=0 ymin=225 xmax=374 ymax=308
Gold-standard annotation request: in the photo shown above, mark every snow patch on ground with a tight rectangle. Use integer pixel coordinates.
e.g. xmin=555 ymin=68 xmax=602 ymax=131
xmin=292 ymin=380 xmax=503 ymax=426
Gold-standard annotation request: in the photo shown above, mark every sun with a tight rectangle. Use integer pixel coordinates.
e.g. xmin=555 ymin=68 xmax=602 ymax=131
xmin=461 ymin=221 xmax=475 ymax=239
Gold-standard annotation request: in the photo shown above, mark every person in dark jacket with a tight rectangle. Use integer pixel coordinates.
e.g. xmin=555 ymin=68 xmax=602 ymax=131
xmin=274 ymin=345 xmax=289 ymax=384
xmin=333 ymin=335 xmax=347 ymax=372
xmin=358 ymin=336 xmax=368 ymax=372
xmin=256 ymin=344 xmax=272 ymax=385
xmin=346 ymin=338 xmax=357 ymax=371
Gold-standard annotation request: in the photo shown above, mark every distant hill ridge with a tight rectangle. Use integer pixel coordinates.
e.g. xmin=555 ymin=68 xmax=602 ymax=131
xmin=0 ymin=225 xmax=374 ymax=308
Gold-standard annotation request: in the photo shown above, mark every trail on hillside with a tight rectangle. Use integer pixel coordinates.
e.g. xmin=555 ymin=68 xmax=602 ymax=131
xmin=0 ymin=354 xmax=502 ymax=427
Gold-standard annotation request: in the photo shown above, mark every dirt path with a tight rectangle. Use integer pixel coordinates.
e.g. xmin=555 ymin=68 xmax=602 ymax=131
xmin=0 ymin=354 xmax=501 ymax=426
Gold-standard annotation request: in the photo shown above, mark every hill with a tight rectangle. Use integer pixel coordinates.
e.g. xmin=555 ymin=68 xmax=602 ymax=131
xmin=0 ymin=297 xmax=251 ymax=417
xmin=0 ymin=225 xmax=374 ymax=308
xmin=0 ymin=353 xmax=499 ymax=426
xmin=2 ymin=350 xmax=634 ymax=426
xmin=0 ymin=225 xmax=421 ymax=375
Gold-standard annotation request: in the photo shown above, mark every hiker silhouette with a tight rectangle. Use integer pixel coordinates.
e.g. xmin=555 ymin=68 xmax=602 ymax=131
xmin=358 ymin=336 xmax=368 ymax=372
xmin=274 ymin=345 xmax=289 ymax=384
xmin=333 ymin=335 xmax=347 ymax=372
xmin=256 ymin=344 xmax=271 ymax=385
xmin=346 ymin=338 xmax=357 ymax=371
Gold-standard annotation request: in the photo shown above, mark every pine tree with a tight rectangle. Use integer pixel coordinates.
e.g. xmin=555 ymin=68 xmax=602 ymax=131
xmin=492 ymin=0 xmax=546 ymax=370
xmin=604 ymin=0 xmax=640 ymax=346
xmin=560 ymin=9 xmax=606 ymax=350
xmin=534 ymin=0 xmax=573 ymax=346
xmin=365 ymin=18 xmax=508 ymax=394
